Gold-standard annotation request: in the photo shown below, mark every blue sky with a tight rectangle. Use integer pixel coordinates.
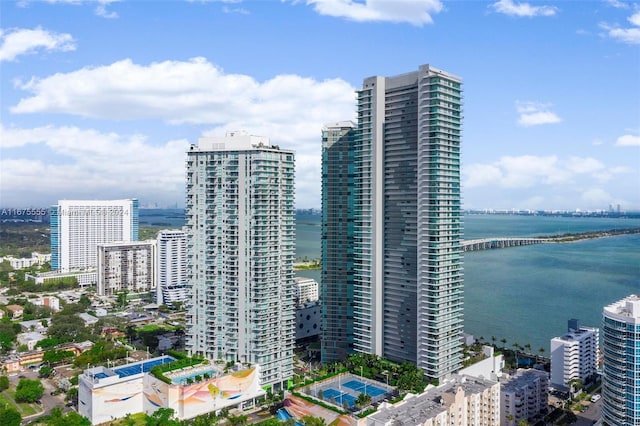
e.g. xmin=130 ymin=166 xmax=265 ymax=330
xmin=1 ymin=0 xmax=639 ymax=211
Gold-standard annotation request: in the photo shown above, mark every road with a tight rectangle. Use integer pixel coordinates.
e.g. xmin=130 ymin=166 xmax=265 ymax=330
xmin=575 ymin=399 xmax=602 ymax=426
xmin=8 ymin=366 xmax=71 ymax=424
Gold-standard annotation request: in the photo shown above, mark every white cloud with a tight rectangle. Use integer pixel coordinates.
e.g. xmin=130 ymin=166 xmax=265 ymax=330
xmin=580 ymin=187 xmax=613 ymax=206
xmin=7 ymin=57 xmax=356 ymax=208
xmin=566 ymin=157 xmax=605 ymax=174
xmin=516 ymin=101 xmax=562 ymax=127
xmin=600 ymin=10 xmax=640 ymax=44
xmin=302 ymin=0 xmax=444 ymax=25
xmin=616 ymin=134 xmax=640 ymax=146
xmin=18 ymin=0 xmax=121 ymax=18
xmin=0 ymin=27 xmax=75 ymax=62
xmin=605 ymin=0 xmax=630 ymax=9
xmin=462 ymin=155 xmax=631 ymax=192
xmin=0 ymin=124 xmax=189 ymax=207
xmin=491 ymin=0 xmax=557 ymax=17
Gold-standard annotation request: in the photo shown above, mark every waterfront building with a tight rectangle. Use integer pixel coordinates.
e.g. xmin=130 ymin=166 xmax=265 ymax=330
xmin=185 ymin=131 xmax=295 ymax=390
xmin=500 ymin=369 xmax=548 ymax=426
xmin=321 ymin=65 xmax=464 ymax=381
xmin=294 ymin=276 xmax=319 ymax=305
xmin=366 ymin=374 xmax=500 ymax=426
xmin=50 ymin=199 xmax=139 ymax=271
xmin=321 ymin=121 xmax=357 ymax=363
xmin=458 ymin=345 xmax=505 ymax=382
xmin=550 ymin=319 xmax=599 ymax=391
xmin=97 ymin=240 xmax=156 ymax=296
xmin=602 ymin=294 xmax=640 ymax=425
xmin=156 ymin=229 xmax=188 ymax=306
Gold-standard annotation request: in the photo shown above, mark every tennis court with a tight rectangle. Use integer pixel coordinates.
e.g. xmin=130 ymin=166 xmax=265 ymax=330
xmin=342 ymin=379 xmax=387 ymax=397
xmin=322 ymin=388 xmax=357 ymax=407
xmin=113 ymin=356 xmax=174 ymax=378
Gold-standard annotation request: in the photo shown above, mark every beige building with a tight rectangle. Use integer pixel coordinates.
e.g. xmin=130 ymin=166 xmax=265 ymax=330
xmin=97 ymin=240 xmax=156 ymax=296
xmin=366 ymin=374 xmax=500 ymax=425
xmin=501 ymin=369 xmax=548 ymax=425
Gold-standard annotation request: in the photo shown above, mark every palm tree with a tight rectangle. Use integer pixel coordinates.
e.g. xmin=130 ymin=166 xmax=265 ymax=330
xmin=524 ymin=343 xmax=531 ymax=356
xmin=491 ymin=336 xmax=497 ymax=347
xmin=500 ymin=338 xmax=507 ymax=351
xmin=538 ymin=347 xmax=545 ymax=362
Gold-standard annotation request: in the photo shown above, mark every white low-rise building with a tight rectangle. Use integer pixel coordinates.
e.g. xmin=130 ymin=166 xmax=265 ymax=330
xmin=550 ymin=319 xmax=599 ymax=391
xmin=366 ymin=374 xmax=500 ymax=426
xmin=31 ymin=296 xmax=61 ymax=312
xmin=459 ymin=345 xmax=505 ymax=382
xmin=1 ymin=252 xmax=51 ymax=269
xmin=26 ymin=270 xmax=97 ymax=288
xmin=17 ymin=332 xmax=46 ymax=351
xmin=294 ymin=276 xmax=319 ymax=305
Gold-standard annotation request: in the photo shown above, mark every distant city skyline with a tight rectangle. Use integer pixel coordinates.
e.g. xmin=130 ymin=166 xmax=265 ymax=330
xmin=1 ymin=1 xmax=638 ymax=211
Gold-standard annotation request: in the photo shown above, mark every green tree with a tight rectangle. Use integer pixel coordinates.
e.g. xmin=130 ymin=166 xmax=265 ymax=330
xmin=15 ymin=378 xmax=44 ymax=402
xmin=356 ymin=392 xmax=372 ymax=408
xmin=47 ymin=313 xmax=90 ymax=343
xmin=39 ymin=365 xmax=54 ymax=378
xmin=0 ymin=405 xmax=21 ymax=426
xmin=0 ymin=321 xmax=18 ymax=353
xmin=46 ymin=407 xmax=91 ymax=426
xmin=301 ymin=416 xmax=326 ymax=426
xmin=66 ymin=387 xmax=79 ymax=405
xmin=145 ymin=408 xmax=180 ymax=426
xmin=227 ymin=414 xmax=249 ymax=425
xmin=0 ymin=374 xmax=9 ymax=391
xmin=500 ymin=337 xmax=507 ymax=350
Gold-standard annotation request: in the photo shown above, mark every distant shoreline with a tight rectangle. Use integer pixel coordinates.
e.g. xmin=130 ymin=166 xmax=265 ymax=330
xmin=537 ymin=227 xmax=640 ymax=243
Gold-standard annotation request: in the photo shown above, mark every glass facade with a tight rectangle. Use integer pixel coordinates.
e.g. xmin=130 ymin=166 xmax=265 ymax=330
xmin=602 ymin=295 xmax=640 ymax=426
xmin=321 ymin=65 xmax=463 ymax=381
xmin=321 ymin=122 xmax=357 ymax=362
xmin=185 ymin=137 xmax=295 ymax=389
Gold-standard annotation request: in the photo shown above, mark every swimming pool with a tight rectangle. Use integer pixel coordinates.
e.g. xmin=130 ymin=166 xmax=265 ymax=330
xmin=171 ymin=369 xmax=216 ymax=384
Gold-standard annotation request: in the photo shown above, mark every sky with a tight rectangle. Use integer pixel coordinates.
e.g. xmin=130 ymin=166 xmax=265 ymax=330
xmin=0 ymin=0 xmax=639 ymax=212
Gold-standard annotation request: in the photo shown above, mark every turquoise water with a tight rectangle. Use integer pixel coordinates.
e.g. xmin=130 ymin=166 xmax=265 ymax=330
xmin=296 ymin=214 xmax=640 ymax=355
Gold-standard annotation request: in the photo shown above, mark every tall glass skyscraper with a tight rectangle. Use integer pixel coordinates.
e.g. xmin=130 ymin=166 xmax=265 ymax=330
xmin=185 ymin=132 xmax=295 ymax=390
xmin=602 ymin=295 xmax=640 ymax=425
xmin=321 ymin=65 xmax=463 ymax=381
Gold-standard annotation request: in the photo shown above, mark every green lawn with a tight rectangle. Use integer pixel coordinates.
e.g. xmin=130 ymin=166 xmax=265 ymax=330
xmin=4 ymin=389 xmax=41 ymax=416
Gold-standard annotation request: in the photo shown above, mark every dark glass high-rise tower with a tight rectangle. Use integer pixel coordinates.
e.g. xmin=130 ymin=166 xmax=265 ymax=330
xmin=321 ymin=65 xmax=464 ymax=381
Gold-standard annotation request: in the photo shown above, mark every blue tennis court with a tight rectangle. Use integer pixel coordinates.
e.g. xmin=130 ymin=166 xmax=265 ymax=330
xmin=323 ymin=388 xmax=357 ymax=407
xmin=113 ymin=356 xmax=174 ymax=378
xmin=342 ymin=379 xmax=387 ymax=397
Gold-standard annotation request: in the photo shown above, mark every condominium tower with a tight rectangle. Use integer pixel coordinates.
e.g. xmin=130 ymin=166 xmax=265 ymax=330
xmin=602 ymin=295 xmax=640 ymax=425
xmin=185 ymin=132 xmax=295 ymax=389
xmin=550 ymin=319 xmax=599 ymax=391
xmin=322 ymin=65 xmax=464 ymax=381
xmin=51 ymin=199 xmax=139 ymax=271
xmin=156 ymin=229 xmax=188 ymax=306
xmin=97 ymin=240 xmax=156 ymax=296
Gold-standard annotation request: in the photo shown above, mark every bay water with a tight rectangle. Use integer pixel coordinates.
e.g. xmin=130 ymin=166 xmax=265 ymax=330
xmin=139 ymin=209 xmax=640 ymax=355
xmin=294 ymin=214 xmax=640 ymax=355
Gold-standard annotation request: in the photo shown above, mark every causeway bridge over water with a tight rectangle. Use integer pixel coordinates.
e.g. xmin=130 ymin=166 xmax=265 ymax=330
xmin=462 ymin=237 xmax=547 ymax=252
